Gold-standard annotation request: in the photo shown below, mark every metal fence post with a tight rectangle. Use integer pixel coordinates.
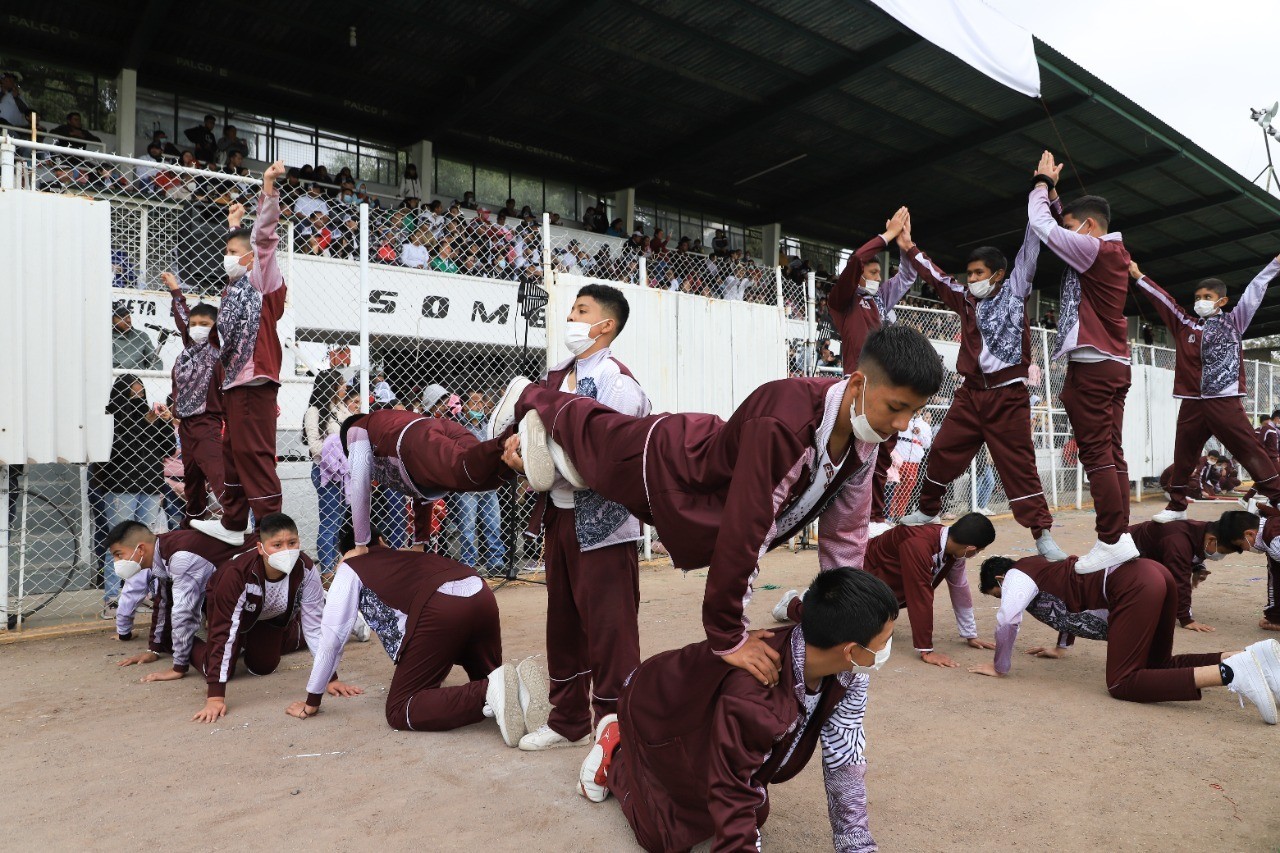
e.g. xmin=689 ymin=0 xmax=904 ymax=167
xmin=1 ymin=133 xmax=14 ymax=190
xmin=541 ymin=212 xmax=552 ymax=275
xmin=0 ymin=465 xmax=8 ymax=630
xmin=805 ymin=271 xmax=817 ymax=376
xmin=969 ymin=456 xmax=978 ymax=513
xmin=358 ymin=202 xmax=371 ymax=413
xmin=639 ymin=254 xmax=647 ymax=289
xmin=138 ymin=207 xmax=149 ymax=284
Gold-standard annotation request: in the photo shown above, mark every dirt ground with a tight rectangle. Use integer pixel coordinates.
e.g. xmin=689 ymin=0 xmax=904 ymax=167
xmin=2 ymin=498 xmax=1278 ymax=852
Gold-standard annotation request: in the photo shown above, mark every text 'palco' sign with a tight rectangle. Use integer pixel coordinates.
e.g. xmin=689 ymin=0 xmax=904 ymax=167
xmin=286 ymin=256 xmax=548 ymax=348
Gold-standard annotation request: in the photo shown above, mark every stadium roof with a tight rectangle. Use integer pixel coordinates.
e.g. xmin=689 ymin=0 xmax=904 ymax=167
xmin=9 ymin=0 xmax=1280 ymax=332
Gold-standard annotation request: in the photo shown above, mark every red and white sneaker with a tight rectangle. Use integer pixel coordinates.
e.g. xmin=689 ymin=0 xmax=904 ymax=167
xmin=578 ymin=713 xmax=620 ymax=803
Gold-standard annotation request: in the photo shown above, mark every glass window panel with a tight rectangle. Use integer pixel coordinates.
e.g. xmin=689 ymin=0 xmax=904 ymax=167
xmin=510 ymin=173 xmax=543 ymax=213
xmin=435 ymin=157 xmax=472 ymax=201
xmin=474 ymin=165 xmax=509 ymax=209
xmin=544 ymin=179 xmax=576 ymax=221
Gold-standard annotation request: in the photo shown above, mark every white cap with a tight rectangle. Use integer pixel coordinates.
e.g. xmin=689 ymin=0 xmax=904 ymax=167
xmin=422 ymin=383 xmax=450 ymax=410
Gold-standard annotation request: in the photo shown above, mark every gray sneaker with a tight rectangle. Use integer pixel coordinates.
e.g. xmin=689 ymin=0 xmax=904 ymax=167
xmin=899 ymin=511 xmax=938 ymax=526
xmin=1036 ymin=531 xmax=1069 ymax=562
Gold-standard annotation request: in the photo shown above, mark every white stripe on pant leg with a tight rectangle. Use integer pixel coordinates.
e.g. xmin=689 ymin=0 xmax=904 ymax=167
xmin=1008 ymin=491 xmax=1045 ymax=502
xmin=1083 ymin=464 xmax=1115 ymax=475
xmin=247 ymin=493 xmax=282 ymax=501
xmin=405 ymin=695 xmax=416 ymax=731
xmin=924 ymin=474 xmax=949 ymax=488
xmin=549 ymin=669 xmax=592 ymax=683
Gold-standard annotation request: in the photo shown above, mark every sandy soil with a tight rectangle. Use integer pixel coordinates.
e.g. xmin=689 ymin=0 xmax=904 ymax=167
xmin=2 ymin=500 xmax=1278 ymax=852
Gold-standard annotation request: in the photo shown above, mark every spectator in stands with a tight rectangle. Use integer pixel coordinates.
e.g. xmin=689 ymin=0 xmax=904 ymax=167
xmin=303 ymin=368 xmax=347 ymax=574
xmin=295 ymin=182 xmax=330 ymax=222
xmin=589 ymin=205 xmax=609 ymax=234
xmin=373 ymin=372 xmax=393 ymax=406
xmin=47 ymin=111 xmax=101 ymax=150
xmin=149 ymin=128 xmax=181 ymax=158
xmin=299 ymin=164 xmax=316 ymax=182
xmin=461 ymin=190 xmax=477 ymax=210
xmin=711 ymin=228 xmax=729 ymax=257
xmin=93 ymin=374 xmax=173 ymax=618
xmin=398 ymin=163 xmax=422 ymax=200
xmin=651 ymin=228 xmax=669 ymax=255
xmin=500 ymin=198 xmax=519 ymax=219
xmin=165 ymin=152 xmax=200 ymax=202
xmin=344 ymin=389 xmax=362 ymax=414
xmin=112 ymin=305 xmax=161 ymax=370
xmin=455 ymin=390 xmax=507 ymax=576
xmin=1041 ymin=309 xmax=1057 ymax=330
xmin=336 ymin=166 xmax=355 ymax=188
xmin=356 ymin=182 xmax=382 ymax=210
xmin=818 ymin=340 xmax=840 ymax=370
xmin=1141 ymin=323 xmax=1154 ymax=346
xmin=314 ymin=165 xmax=336 ymax=197
xmin=422 ymin=199 xmax=444 ymax=237
xmin=216 ymin=125 xmax=249 ymax=161
xmin=430 ymin=241 xmax=460 ymax=274
xmin=402 ymin=225 xmax=432 ymax=269
xmin=722 ymin=264 xmax=748 ymax=301
xmin=90 ymin=163 xmax=129 ymax=195
xmin=331 ymin=211 xmax=361 ymax=260
xmin=279 ymin=168 xmax=303 ymax=215
xmin=135 ymin=142 xmax=166 ymax=194
xmin=0 ymin=71 xmax=33 ymax=128
xmin=607 ymin=218 xmax=626 ymax=238
xmin=111 ymin=250 xmax=139 ymax=289
xmin=548 ymin=212 xmax=562 ymax=227
xmin=305 ymin=212 xmax=334 ymax=256
xmin=339 ymin=180 xmax=358 ymax=206
xmin=519 ymin=204 xmax=535 ymax=219
xmin=223 ymin=150 xmax=248 ymax=177
xmin=184 ymin=115 xmax=218 ymax=163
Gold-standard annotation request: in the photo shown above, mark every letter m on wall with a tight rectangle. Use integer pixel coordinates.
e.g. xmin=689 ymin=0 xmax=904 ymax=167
xmin=471 ymin=301 xmax=510 ymax=324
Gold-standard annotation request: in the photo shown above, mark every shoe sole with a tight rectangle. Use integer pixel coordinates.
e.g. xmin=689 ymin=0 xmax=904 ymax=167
xmin=516 ymin=657 xmax=552 ymax=734
xmin=578 ymin=745 xmax=609 ymax=802
xmin=549 ymin=439 xmax=587 ymax=489
xmin=488 ymin=377 xmax=531 ymax=440
xmin=519 ymin=412 xmax=557 ymax=492
xmin=191 ymin=519 xmax=246 ymax=546
xmin=490 ymin=665 xmax=525 ymax=747
xmin=1233 ymin=652 xmax=1278 ymax=724
xmin=771 ymin=591 xmax=798 ymax=623
xmin=1249 ymin=640 xmax=1280 ymax=701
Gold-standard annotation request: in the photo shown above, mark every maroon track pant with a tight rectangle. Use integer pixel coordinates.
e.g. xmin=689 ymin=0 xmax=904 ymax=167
xmin=918 ymin=383 xmax=1053 ymax=536
xmin=544 ymin=505 xmax=641 ymax=741
xmin=398 ymin=422 xmax=512 ymax=542
xmin=1166 ymin=397 xmax=1280 ymax=512
xmin=1105 ymin=560 xmax=1222 ymax=703
xmin=219 ymin=384 xmax=281 ymax=532
xmin=1059 ymin=359 xmax=1130 ymax=542
xmin=870 ymin=443 xmax=892 ymax=524
xmin=192 ymin=613 xmax=305 ymax=685
xmin=178 ymin=413 xmax=225 ymax=525
xmin=385 ymin=585 xmax=502 ymax=732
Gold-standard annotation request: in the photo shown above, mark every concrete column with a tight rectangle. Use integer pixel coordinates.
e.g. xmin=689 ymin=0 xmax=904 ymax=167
xmin=760 ymin=222 xmax=783 ymax=266
xmin=618 ymin=187 xmax=636 ymax=233
xmin=117 ymin=68 xmax=138 ymax=157
xmin=407 ymin=139 xmax=433 ymax=198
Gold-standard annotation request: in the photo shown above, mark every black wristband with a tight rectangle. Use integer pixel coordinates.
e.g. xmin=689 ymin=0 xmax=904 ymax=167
xmin=1031 ymin=174 xmax=1056 ymax=191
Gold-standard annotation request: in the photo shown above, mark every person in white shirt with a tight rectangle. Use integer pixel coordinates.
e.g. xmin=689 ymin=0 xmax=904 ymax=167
xmin=294 ymin=183 xmax=330 ymax=221
xmin=889 ymin=412 xmax=933 ymax=520
xmin=401 ymin=225 xmax=432 ymax=269
xmin=398 ymin=164 xmax=422 ymax=200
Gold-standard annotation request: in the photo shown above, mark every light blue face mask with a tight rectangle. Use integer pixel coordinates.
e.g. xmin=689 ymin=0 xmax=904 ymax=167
xmin=468 ymin=409 xmax=485 ymax=422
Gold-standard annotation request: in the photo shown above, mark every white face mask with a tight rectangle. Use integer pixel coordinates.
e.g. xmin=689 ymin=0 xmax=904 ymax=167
xmin=1205 ymin=550 xmax=1226 ymax=562
xmin=224 ymin=253 xmax=249 ymax=281
xmin=1194 ymin=299 xmax=1220 ymax=319
xmin=968 ymin=277 xmax=995 ymax=299
xmin=850 ymin=375 xmax=888 ymax=444
xmin=266 ymin=548 xmax=301 ymax=575
xmin=862 ymin=279 xmax=880 ymax=295
xmin=113 ymin=545 xmax=144 ymax=580
xmin=188 ymin=325 xmax=212 ymax=343
xmin=850 ymin=636 xmax=892 ymax=672
xmin=564 ymin=320 xmax=605 ymax=357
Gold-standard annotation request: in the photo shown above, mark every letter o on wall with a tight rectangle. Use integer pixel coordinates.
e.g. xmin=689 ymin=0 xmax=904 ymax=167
xmin=422 ymin=295 xmax=450 ymax=319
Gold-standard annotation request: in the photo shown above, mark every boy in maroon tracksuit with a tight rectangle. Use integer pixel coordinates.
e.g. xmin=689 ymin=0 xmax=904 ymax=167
xmin=1128 ymin=510 xmax=1258 ymax=633
xmin=861 ymin=512 xmax=996 ymax=666
xmin=194 ymin=159 xmax=288 ymax=547
xmin=285 ymin=524 xmax=547 ymax=747
xmin=1249 ymin=506 xmax=1280 ymax=631
xmin=1130 ymin=254 xmax=1280 ymax=522
xmin=499 ymin=325 xmax=944 ymax=686
xmin=190 ymin=512 xmax=360 ymax=723
xmin=969 ymin=555 xmax=1280 ymax=723
xmin=161 ymin=271 xmax=225 ymax=526
xmin=577 ymin=568 xmax=899 ymax=853
xmin=898 ymin=212 xmax=1067 ymax=560
xmin=1028 ymin=150 xmax=1136 ymax=574
xmin=825 ymin=207 xmax=918 ymax=535
xmin=1243 ymin=412 xmax=1280 ymax=504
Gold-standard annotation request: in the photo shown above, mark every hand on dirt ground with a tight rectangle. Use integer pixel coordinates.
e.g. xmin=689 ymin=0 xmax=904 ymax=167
xmin=285 ymin=701 xmax=319 ymax=720
xmin=721 ymin=634 xmax=782 ymax=687
xmin=192 ymin=697 xmax=227 ymax=723
xmin=920 ymin=651 xmax=958 ymax=668
xmin=141 ymin=669 xmax=185 ymax=683
xmin=1181 ymin=621 xmax=1215 ymax=633
xmin=501 ymin=435 xmax=526 ymax=473
xmin=967 ymin=663 xmax=1002 ymax=677
xmin=327 ymin=680 xmax=363 ymax=698
xmin=118 ymin=651 xmax=159 ymax=667
xmin=966 ymin=638 xmax=997 ymax=650
xmin=1025 ymin=646 xmax=1065 ymax=659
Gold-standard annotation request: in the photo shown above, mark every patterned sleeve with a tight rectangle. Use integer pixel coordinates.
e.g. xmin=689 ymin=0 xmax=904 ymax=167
xmin=170 ymin=289 xmax=191 ymax=343
xmin=305 ymin=563 xmax=362 ymax=703
xmin=823 ymin=673 xmax=877 ymax=853
xmin=876 ymin=250 xmax=917 ymax=313
xmin=249 ymin=190 xmax=284 ymax=295
xmin=1027 ymin=185 xmax=1100 ymax=274
xmin=818 ymin=440 xmax=875 ymax=571
xmin=1006 ymin=220 xmax=1042 ymax=300
xmin=597 ymin=372 xmax=651 ymax=418
xmin=115 ymin=569 xmax=152 ymax=638
xmin=993 ymin=569 xmax=1039 ymax=674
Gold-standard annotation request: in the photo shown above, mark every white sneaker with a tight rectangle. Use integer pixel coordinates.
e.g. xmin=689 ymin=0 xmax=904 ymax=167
xmin=191 ymin=518 xmax=246 ymax=546
xmin=488 ymin=376 xmax=532 ymax=440
xmin=1073 ymin=533 xmax=1139 ymax=574
xmin=1238 ymin=498 xmax=1253 ymax=511
xmin=519 ymin=724 xmax=592 ymax=752
xmin=867 ymin=521 xmax=894 ymax=538
xmin=771 ymin=589 xmax=800 ymax=623
xmin=1036 ymin=531 xmax=1068 ymax=562
xmin=899 ymin=511 xmax=938 ymax=526
xmin=976 ymin=506 xmax=995 ymax=516
xmin=485 ymin=664 xmax=527 ymax=747
xmin=548 ymin=438 xmax=587 ymax=489
xmin=516 ymin=657 xmax=552 ymax=734
xmin=1224 ymin=650 xmax=1278 ymax=724
xmin=578 ymin=713 xmax=619 ymax=803
xmin=1152 ymin=509 xmax=1187 ymax=524
xmin=517 ymin=410 xmax=557 ymax=492
xmin=1245 ymin=639 xmax=1280 ymax=701
xmin=351 ymin=613 xmax=371 ymax=643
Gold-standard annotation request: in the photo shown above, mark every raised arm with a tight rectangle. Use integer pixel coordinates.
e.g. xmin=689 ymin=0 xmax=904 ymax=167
xmin=1130 ymin=263 xmax=1195 ymax=333
xmin=1228 ymin=255 xmax=1280 ymax=334
xmin=1006 ymin=220 xmax=1042 ymax=300
xmin=828 ymin=208 xmax=908 ymax=312
xmin=822 ymin=674 xmax=877 ymax=853
xmin=344 ymin=427 xmax=375 ymax=547
xmin=1027 ymin=152 xmax=1100 ymax=274
xmin=250 ymin=160 xmax=285 ymax=296
xmin=164 ymin=272 xmax=191 ymax=343
xmin=905 ymin=242 xmax=966 ymax=313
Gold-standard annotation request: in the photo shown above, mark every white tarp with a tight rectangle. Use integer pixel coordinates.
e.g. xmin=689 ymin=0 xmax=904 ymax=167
xmin=868 ymin=0 xmax=1041 ymax=98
